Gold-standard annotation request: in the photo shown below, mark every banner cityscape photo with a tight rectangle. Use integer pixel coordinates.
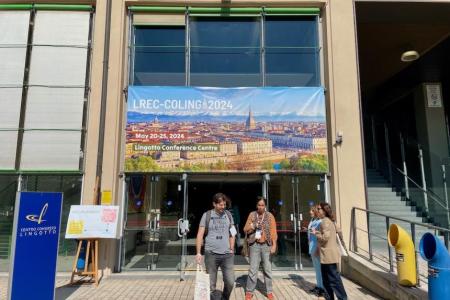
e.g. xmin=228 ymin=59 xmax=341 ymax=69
xmin=126 ymin=86 xmax=328 ymax=173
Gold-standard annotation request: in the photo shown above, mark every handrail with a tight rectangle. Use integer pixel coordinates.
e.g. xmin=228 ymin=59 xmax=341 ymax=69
xmin=390 ymin=164 xmax=448 ymax=210
xmin=376 ymin=152 xmax=449 ymax=215
xmin=353 ymin=207 xmax=450 ymax=233
xmin=350 ymin=207 xmax=450 ymax=286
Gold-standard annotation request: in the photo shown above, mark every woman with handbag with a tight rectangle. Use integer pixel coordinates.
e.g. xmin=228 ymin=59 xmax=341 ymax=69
xmin=243 ymin=197 xmax=277 ymax=300
xmin=312 ymin=202 xmax=348 ymax=300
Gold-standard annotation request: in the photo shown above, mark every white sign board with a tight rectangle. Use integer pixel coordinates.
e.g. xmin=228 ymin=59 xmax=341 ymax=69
xmin=65 ymin=205 xmax=119 ymax=239
xmin=426 ymin=84 xmax=442 ymax=108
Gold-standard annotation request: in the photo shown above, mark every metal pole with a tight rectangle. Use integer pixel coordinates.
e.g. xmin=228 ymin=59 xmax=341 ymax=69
xmin=17 ymin=175 xmax=23 ymax=192
xmin=324 ymin=174 xmax=330 ymax=204
xmin=351 ymin=208 xmax=358 ymax=252
xmin=418 ymin=147 xmax=429 ymax=216
xmin=442 ymin=164 xmax=450 ymax=229
xmin=296 ymin=177 xmax=303 ymax=270
xmin=368 ymin=211 xmax=373 ymax=262
xmin=180 ymin=173 xmax=188 ymax=281
xmin=384 ymin=123 xmax=393 ymax=184
xmin=400 ymin=133 xmax=410 ymax=200
xmin=291 ymin=177 xmax=298 ymax=270
xmin=410 ymin=223 xmax=420 ymax=287
xmin=444 ymin=231 xmax=449 ymax=251
xmin=261 ymin=10 xmax=265 ymax=87
xmin=371 ymin=116 xmax=379 ymax=170
xmin=386 ymin=217 xmax=393 ymax=272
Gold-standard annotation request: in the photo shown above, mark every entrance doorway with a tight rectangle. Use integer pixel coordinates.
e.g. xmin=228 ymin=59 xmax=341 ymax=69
xmin=185 ymin=176 xmax=261 ymax=271
xmin=120 ymin=173 xmax=327 ymax=277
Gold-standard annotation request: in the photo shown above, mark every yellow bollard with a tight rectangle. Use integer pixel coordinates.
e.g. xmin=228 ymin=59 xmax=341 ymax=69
xmin=388 ymin=224 xmax=417 ymax=286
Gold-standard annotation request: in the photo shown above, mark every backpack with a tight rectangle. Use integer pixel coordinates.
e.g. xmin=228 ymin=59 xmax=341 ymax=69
xmin=204 ymin=209 xmax=233 ymax=237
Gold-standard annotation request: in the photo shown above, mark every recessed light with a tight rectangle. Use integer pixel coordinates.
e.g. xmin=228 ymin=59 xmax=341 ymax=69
xmin=401 ymin=50 xmax=420 ymax=62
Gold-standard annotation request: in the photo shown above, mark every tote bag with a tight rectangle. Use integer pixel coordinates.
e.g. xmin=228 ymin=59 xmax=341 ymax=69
xmin=194 ymin=264 xmax=210 ymax=300
xmin=335 ymin=223 xmax=348 ymax=257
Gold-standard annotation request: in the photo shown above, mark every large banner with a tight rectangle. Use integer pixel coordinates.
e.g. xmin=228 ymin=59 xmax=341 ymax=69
xmin=8 ymin=192 xmax=63 ymax=300
xmin=126 ymin=86 xmax=327 ymax=173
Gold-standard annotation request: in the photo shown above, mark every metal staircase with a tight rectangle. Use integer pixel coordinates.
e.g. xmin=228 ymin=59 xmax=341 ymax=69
xmin=366 ymin=169 xmax=435 ymax=250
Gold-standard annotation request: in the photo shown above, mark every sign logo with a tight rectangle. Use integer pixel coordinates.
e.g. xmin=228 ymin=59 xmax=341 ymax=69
xmin=26 ymin=203 xmax=48 ymax=224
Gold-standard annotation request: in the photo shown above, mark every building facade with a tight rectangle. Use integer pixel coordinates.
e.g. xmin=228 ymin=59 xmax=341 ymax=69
xmin=0 ymin=0 xmax=371 ymax=275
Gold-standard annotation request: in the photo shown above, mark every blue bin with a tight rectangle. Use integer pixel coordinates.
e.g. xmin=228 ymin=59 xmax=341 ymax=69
xmin=76 ymin=240 xmax=87 ymax=270
xmin=419 ymin=233 xmax=450 ymax=300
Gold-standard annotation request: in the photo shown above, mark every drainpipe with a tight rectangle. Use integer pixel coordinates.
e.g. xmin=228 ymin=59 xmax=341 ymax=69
xmin=95 ymin=0 xmax=112 ymax=204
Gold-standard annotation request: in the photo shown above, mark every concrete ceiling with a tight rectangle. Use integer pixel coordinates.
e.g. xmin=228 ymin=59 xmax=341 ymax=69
xmin=356 ymin=2 xmax=450 ymax=92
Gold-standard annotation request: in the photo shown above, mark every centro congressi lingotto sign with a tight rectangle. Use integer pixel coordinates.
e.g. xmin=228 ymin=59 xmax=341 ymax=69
xmin=8 ymin=192 xmax=63 ymax=300
xmin=126 ymin=86 xmax=327 ymax=173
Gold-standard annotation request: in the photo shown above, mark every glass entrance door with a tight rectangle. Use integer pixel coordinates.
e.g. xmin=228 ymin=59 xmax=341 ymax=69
xmin=183 ymin=174 xmax=262 ymax=271
xmin=121 ymin=174 xmax=186 ymax=272
xmin=121 ymin=173 xmax=325 ymax=272
xmin=267 ymin=175 xmax=326 ymax=270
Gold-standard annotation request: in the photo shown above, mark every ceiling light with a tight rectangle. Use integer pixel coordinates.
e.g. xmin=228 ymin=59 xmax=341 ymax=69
xmin=401 ymin=50 xmax=420 ymax=62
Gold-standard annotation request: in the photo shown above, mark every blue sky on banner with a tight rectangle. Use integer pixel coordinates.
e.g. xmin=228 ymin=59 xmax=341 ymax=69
xmin=128 ymin=86 xmax=325 ymax=119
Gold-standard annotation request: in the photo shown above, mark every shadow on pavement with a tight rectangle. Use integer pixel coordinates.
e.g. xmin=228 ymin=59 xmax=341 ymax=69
xmin=287 ymin=273 xmax=322 ymax=298
xmin=235 ymin=274 xmax=268 ymax=296
xmin=55 ymin=284 xmax=80 ymax=300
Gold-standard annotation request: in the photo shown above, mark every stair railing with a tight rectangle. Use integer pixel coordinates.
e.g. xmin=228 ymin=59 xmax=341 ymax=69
xmin=369 ymin=121 xmax=450 ymax=229
xmin=350 ymin=207 xmax=450 ymax=286
xmin=375 ymin=152 xmax=450 ymax=229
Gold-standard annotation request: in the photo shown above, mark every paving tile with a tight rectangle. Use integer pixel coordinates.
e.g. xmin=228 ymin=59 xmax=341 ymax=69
xmin=0 ymin=273 xmax=382 ymax=300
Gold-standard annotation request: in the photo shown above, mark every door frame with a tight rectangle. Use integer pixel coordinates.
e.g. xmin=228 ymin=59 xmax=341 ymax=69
xmin=119 ymin=172 xmax=327 ymax=273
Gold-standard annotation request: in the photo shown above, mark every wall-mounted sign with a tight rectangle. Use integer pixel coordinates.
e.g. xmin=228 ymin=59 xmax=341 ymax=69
xmin=8 ymin=192 xmax=63 ymax=300
xmin=101 ymin=190 xmax=112 ymax=205
xmin=126 ymin=86 xmax=328 ymax=173
xmin=426 ymin=84 xmax=442 ymax=108
xmin=65 ymin=205 xmax=120 ymax=239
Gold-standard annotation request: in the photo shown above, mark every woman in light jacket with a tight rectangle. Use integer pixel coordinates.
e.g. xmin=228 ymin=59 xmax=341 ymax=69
xmin=307 ymin=205 xmax=324 ymax=297
xmin=312 ymin=202 xmax=347 ymax=300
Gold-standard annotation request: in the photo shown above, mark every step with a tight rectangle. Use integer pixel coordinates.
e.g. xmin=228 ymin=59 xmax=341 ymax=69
xmin=368 ymin=191 xmax=401 ymax=195
xmin=367 ymin=184 xmax=392 ymax=187
xmin=368 ymin=200 xmax=409 ymax=205
xmin=368 ymin=209 xmax=415 ymax=214
xmin=367 ymin=188 xmax=397 ymax=192
xmin=368 ymin=198 xmax=405 ymax=203
xmin=369 ymin=223 xmax=430 ymax=233
xmin=369 ymin=216 xmax=425 ymax=223
xmin=366 ymin=177 xmax=388 ymax=181
xmin=369 ymin=220 xmax=426 ymax=228
xmin=368 ymin=227 xmax=433 ymax=238
xmin=368 ymin=204 xmax=411 ymax=210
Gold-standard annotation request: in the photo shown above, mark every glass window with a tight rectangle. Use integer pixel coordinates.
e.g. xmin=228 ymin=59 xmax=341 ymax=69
xmin=130 ymin=15 xmax=322 ymax=88
xmin=0 ymin=11 xmax=30 ymax=170
xmin=190 ymin=17 xmax=261 ymax=87
xmin=132 ymin=26 xmax=185 ymax=86
xmin=23 ymin=175 xmax=82 ymax=271
xmin=0 ymin=175 xmax=18 ymax=271
xmin=265 ymin=16 xmax=320 ymax=87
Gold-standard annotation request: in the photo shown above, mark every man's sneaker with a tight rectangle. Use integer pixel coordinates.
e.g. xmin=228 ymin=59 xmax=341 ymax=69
xmin=245 ymin=292 xmax=253 ymax=300
xmin=267 ymin=293 xmax=274 ymax=299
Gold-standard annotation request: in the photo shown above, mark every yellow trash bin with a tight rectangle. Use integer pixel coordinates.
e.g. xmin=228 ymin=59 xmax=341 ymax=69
xmin=388 ymin=224 xmax=417 ymax=286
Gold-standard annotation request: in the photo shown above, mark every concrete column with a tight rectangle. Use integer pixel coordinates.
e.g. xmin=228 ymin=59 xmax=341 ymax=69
xmin=82 ymin=0 xmax=107 ymax=204
xmin=414 ymin=83 xmax=449 ymax=207
xmin=95 ymin=0 xmax=129 ymax=275
xmin=324 ymin=0 xmax=368 ymax=248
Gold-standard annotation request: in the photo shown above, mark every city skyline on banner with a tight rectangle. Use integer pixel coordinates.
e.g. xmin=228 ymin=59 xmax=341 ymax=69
xmin=125 ymin=86 xmax=328 ymax=173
